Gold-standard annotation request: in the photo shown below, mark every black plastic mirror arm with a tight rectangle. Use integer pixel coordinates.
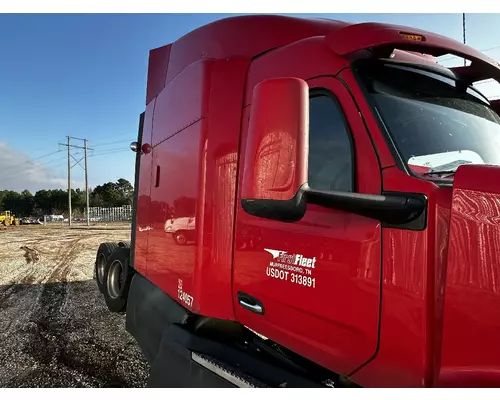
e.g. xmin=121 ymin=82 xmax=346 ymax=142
xmin=241 ymin=184 xmax=428 ymax=230
xmin=306 ymin=188 xmax=427 ymax=227
xmin=240 ymin=184 xmax=308 ymax=223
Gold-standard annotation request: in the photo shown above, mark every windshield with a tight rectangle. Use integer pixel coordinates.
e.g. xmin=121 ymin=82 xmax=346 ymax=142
xmin=356 ymin=60 xmax=500 ymax=179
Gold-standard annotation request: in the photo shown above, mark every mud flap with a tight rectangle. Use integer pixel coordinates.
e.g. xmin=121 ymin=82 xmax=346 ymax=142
xmin=125 ymin=273 xmax=190 ymax=365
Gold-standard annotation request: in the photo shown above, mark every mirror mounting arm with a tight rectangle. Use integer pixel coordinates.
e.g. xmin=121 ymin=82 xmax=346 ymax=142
xmin=241 ymin=185 xmax=428 ymax=231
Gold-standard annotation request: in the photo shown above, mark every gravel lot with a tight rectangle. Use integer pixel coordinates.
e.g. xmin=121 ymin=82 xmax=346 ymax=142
xmin=0 ymin=224 xmax=149 ymax=387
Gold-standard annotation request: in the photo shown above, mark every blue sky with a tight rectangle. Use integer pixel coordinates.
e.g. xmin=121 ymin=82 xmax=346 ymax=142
xmin=1 ymin=13 xmax=500 ymax=192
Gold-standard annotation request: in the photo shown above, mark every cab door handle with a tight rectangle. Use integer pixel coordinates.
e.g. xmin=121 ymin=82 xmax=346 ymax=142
xmin=155 ymin=165 xmax=161 ymax=187
xmin=237 ymin=292 xmax=265 ymax=315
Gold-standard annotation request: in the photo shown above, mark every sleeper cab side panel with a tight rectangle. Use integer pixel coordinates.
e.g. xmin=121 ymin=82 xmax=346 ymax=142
xmin=191 ymin=57 xmax=249 ymax=320
xmin=145 ymin=57 xmax=248 ymax=322
xmin=145 ymin=59 xmax=212 ymax=313
xmin=146 ymin=124 xmax=203 ymax=313
xmin=151 ymin=59 xmax=212 ymax=145
xmin=134 ymin=99 xmax=156 ymax=276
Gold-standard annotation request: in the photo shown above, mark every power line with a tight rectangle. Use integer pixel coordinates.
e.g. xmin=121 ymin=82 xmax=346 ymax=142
xmin=1 ymin=154 xmax=68 ymax=181
xmin=0 ymin=159 xmax=68 ymax=184
xmin=438 ymin=45 xmax=500 ymax=63
xmin=90 ymin=146 xmax=131 ymax=155
xmin=26 ymin=149 xmax=62 ymax=162
xmin=463 ymin=13 xmax=466 ymax=46
xmin=90 ymin=138 xmax=136 ymax=147
xmin=90 ymin=149 xmax=130 ymax=158
xmin=0 ymin=147 xmax=131 ymax=187
xmin=2 ymin=149 xmax=63 ymax=174
xmin=463 ymin=13 xmax=466 ymax=66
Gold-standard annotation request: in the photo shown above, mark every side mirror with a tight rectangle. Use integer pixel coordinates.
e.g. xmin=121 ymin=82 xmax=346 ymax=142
xmin=241 ymin=77 xmax=428 ymax=229
xmin=240 ymin=77 xmax=309 ymax=222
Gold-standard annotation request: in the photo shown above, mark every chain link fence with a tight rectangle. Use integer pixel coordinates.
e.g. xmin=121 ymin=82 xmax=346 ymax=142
xmin=84 ymin=205 xmax=133 ymax=223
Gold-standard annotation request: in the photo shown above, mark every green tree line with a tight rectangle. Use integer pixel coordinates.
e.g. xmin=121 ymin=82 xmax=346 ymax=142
xmin=0 ymin=178 xmax=133 ymax=217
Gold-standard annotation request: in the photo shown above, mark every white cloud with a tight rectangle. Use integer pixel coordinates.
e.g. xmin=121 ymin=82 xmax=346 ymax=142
xmin=0 ymin=142 xmax=84 ymax=193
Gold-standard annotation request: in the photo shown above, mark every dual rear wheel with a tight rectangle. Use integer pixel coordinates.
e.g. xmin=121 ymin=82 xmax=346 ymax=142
xmin=95 ymin=242 xmax=134 ymax=312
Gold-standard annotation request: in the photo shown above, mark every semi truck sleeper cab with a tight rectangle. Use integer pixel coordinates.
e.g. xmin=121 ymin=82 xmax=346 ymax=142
xmin=94 ymin=14 xmax=500 ymax=388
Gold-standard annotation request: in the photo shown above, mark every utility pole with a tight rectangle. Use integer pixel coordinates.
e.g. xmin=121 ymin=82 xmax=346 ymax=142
xmin=67 ymin=136 xmax=72 ymax=226
xmin=59 ymin=137 xmax=93 ymax=227
xmin=84 ymin=139 xmax=90 ymax=227
xmin=463 ymin=13 xmax=467 ymax=66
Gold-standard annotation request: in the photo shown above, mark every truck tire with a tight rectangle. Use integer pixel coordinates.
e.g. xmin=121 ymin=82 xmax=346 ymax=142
xmin=95 ymin=242 xmax=119 ymax=293
xmin=103 ymin=247 xmax=134 ymax=313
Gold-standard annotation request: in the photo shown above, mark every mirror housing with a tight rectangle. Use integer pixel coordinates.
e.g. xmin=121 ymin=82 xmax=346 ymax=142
xmin=240 ymin=77 xmax=427 ymax=229
xmin=242 ymin=77 xmax=309 ymax=201
xmin=241 ymin=77 xmax=309 ymax=222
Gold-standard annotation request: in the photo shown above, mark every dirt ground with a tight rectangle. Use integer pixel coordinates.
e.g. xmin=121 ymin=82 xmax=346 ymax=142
xmin=0 ymin=224 xmax=149 ymax=388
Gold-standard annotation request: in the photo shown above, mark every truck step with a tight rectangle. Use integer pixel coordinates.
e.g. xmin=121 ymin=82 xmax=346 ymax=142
xmin=191 ymin=352 xmax=268 ymax=388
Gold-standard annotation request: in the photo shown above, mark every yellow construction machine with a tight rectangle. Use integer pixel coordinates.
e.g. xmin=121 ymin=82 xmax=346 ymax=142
xmin=0 ymin=211 xmax=20 ymax=226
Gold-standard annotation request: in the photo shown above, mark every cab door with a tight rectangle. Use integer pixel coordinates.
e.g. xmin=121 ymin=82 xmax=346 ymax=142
xmin=232 ymin=76 xmax=382 ymax=376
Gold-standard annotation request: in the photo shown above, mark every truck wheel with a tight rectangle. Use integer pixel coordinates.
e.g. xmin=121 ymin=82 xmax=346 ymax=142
xmin=103 ymin=247 xmax=134 ymax=313
xmin=95 ymin=242 xmax=119 ymax=293
xmin=174 ymin=232 xmax=187 ymax=245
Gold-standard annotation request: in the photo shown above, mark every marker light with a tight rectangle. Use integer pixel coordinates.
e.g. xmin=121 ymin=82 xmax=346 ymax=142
xmin=399 ymin=32 xmax=425 ymax=42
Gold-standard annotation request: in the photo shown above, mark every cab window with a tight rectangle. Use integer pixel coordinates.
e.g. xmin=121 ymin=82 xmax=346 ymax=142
xmin=308 ymin=94 xmax=354 ymax=192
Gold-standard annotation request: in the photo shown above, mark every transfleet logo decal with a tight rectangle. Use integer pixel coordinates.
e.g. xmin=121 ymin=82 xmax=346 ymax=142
xmin=264 ymin=248 xmax=317 ymax=288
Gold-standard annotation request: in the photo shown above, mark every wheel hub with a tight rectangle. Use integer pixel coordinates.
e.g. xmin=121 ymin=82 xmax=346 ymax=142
xmin=108 ymin=260 xmax=124 ymax=300
xmin=97 ymin=253 xmax=106 ymax=284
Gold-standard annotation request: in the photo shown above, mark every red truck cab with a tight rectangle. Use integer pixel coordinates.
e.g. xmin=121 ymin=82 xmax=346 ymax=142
xmin=95 ymin=14 xmax=500 ymax=387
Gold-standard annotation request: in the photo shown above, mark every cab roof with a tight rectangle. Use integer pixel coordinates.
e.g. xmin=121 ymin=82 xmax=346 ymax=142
xmin=146 ymin=15 xmax=353 ymax=104
xmin=146 ymin=14 xmax=500 ymax=105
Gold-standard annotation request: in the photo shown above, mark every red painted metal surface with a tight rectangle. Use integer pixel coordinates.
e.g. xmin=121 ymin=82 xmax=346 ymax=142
xmin=243 ymin=37 xmax=350 ymax=106
xmin=144 ymin=15 xmax=352 ymax=108
xmin=233 ymin=74 xmax=383 ymax=376
xmin=189 ymin=57 xmax=249 ymax=319
xmin=143 ymin=59 xmax=213 ymax=311
xmin=326 ymin=21 xmax=500 ymax=71
xmin=133 ymin=13 xmax=500 ymax=387
xmin=140 ymin=56 xmax=249 ymax=320
xmin=242 ymin=77 xmax=309 ymax=201
xmin=437 ymin=164 xmax=500 ymax=387
xmin=134 ymin=100 xmax=155 ymax=276
xmin=146 ymin=125 xmax=201 ymax=312
xmin=350 ymin=166 xmax=451 ymax=387
xmin=151 ymin=60 xmax=212 ymax=145
xmin=146 ymin=44 xmax=171 ymax=105
xmin=336 ymin=69 xmax=397 ymax=170
xmin=163 ymin=15 xmax=349 ymax=88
